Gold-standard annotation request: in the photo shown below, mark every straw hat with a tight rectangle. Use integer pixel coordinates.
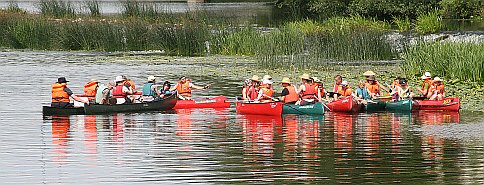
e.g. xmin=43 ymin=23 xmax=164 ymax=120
xmin=312 ymin=77 xmax=321 ymax=83
xmin=300 ymin=73 xmax=311 ymax=80
xmin=363 ymin=71 xmax=376 ymax=76
xmin=262 ymin=79 xmax=273 ymax=85
xmin=90 ymin=78 xmax=98 ymax=82
xmin=341 ymin=80 xmax=348 ymax=86
xmin=115 ymin=76 xmax=124 ymax=82
xmin=433 ymin=77 xmax=442 ymax=82
xmin=147 ymin=75 xmax=156 ymax=81
xmin=281 ymin=77 xmax=291 ymax=84
xmin=421 ymin=72 xmax=431 ymax=79
xmin=251 ymin=75 xmax=260 ymax=82
xmin=263 ymin=75 xmax=272 ymax=80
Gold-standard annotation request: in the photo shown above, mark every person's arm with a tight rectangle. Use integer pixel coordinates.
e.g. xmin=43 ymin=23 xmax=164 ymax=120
xmin=297 ymin=85 xmax=305 ymax=95
xmin=242 ymin=87 xmax=248 ymax=100
xmin=378 ymin=82 xmax=389 ymax=93
xmin=190 ymin=83 xmax=208 ymax=90
xmin=256 ymin=89 xmax=264 ymax=100
xmin=280 ymin=88 xmax=289 ymax=102
xmin=169 ymin=83 xmax=178 ymax=92
xmin=123 ymin=86 xmax=134 ymax=95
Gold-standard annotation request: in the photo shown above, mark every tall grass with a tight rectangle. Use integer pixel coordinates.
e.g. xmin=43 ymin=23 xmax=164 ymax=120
xmin=5 ymin=1 xmax=26 ymax=14
xmin=393 ymin=16 xmax=412 ymax=32
xmin=84 ymin=0 xmax=100 ymax=17
xmin=121 ymin=0 xmax=160 ymax=18
xmin=414 ymin=10 xmax=442 ymax=34
xmin=402 ymin=42 xmax=484 ymax=82
xmin=39 ymin=0 xmax=76 ymax=18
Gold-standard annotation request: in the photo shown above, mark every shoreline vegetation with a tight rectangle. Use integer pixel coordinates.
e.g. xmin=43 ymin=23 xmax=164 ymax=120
xmin=0 ymin=0 xmax=483 ymax=110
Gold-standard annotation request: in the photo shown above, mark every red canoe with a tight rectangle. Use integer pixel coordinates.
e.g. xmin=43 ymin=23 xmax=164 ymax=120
xmin=325 ymin=96 xmax=360 ymax=113
xmin=235 ymin=101 xmax=283 ymax=116
xmin=413 ymin=97 xmax=460 ymax=111
xmin=173 ymin=96 xmax=231 ymax=109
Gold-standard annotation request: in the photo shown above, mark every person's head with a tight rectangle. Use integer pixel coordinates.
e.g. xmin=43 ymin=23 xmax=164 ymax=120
xmin=250 ymin=75 xmax=260 ymax=86
xmin=399 ymin=78 xmax=408 ymax=87
xmin=57 ymin=77 xmax=69 ymax=84
xmin=358 ymin=80 xmax=366 ymax=88
xmin=421 ymin=72 xmax=431 ymax=80
xmin=90 ymin=78 xmax=99 ymax=84
xmin=147 ymin=75 xmax=156 ymax=83
xmin=244 ymin=79 xmax=252 ymax=87
xmin=262 ymin=79 xmax=272 ymax=87
xmin=281 ymin=77 xmax=291 ymax=87
xmin=122 ymin=75 xmax=128 ymax=81
xmin=341 ymin=80 xmax=349 ymax=89
xmin=300 ymin=73 xmax=311 ymax=83
xmin=394 ymin=77 xmax=401 ymax=83
xmin=179 ymin=76 xmax=187 ymax=83
xmin=115 ymin=76 xmax=124 ymax=84
xmin=335 ymin=75 xmax=342 ymax=84
xmin=367 ymin=75 xmax=376 ymax=83
xmin=108 ymin=81 xmax=115 ymax=89
xmin=363 ymin=71 xmax=376 ymax=80
xmin=433 ymin=77 xmax=442 ymax=85
xmin=163 ymin=81 xmax=171 ymax=90
xmin=312 ymin=77 xmax=322 ymax=86
xmin=263 ymin=75 xmax=272 ymax=81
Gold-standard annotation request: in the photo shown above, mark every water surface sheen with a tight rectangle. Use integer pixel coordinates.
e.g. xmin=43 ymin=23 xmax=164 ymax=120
xmin=0 ymin=51 xmax=483 ymax=184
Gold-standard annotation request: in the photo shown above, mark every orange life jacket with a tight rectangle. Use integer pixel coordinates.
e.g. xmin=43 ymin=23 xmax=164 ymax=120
xmin=301 ymin=83 xmax=317 ymax=99
xmin=365 ymin=81 xmax=380 ymax=95
xmin=421 ymin=79 xmax=433 ymax=96
xmin=260 ymin=86 xmax=274 ymax=100
xmin=248 ymin=86 xmax=258 ymax=100
xmin=429 ymin=84 xmax=445 ymax=95
xmin=83 ymin=81 xmax=98 ymax=99
xmin=124 ymin=80 xmax=135 ymax=90
xmin=112 ymin=85 xmax=127 ymax=98
xmin=316 ymin=85 xmax=325 ymax=97
xmin=52 ymin=83 xmax=70 ymax=103
xmin=176 ymin=80 xmax=192 ymax=97
xmin=333 ymin=83 xmax=340 ymax=93
xmin=338 ymin=86 xmax=353 ymax=97
xmin=283 ymin=85 xmax=299 ymax=103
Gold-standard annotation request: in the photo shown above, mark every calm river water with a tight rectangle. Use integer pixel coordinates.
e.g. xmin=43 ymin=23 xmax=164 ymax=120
xmin=0 ymin=51 xmax=484 ymax=184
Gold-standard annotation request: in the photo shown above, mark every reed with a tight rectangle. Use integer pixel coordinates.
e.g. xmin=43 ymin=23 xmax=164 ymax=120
xmin=39 ymin=0 xmax=76 ymax=18
xmin=393 ymin=16 xmax=412 ymax=32
xmin=84 ymin=0 xmax=100 ymax=17
xmin=414 ymin=10 xmax=442 ymax=34
xmin=401 ymin=42 xmax=484 ymax=82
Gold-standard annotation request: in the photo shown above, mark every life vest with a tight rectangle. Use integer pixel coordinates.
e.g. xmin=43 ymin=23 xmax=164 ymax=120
xmin=429 ymin=84 xmax=445 ymax=95
xmin=176 ymin=80 xmax=192 ymax=97
xmin=52 ymin=83 xmax=70 ymax=103
xmin=112 ymin=85 xmax=127 ymax=98
xmin=421 ymin=79 xmax=433 ymax=96
xmin=333 ymin=83 xmax=340 ymax=93
xmin=142 ymin=82 xmax=156 ymax=96
xmin=338 ymin=86 xmax=352 ymax=97
xmin=301 ymin=83 xmax=317 ymax=99
xmin=365 ymin=81 xmax=380 ymax=95
xmin=260 ymin=86 xmax=274 ymax=101
xmin=248 ymin=86 xmax=259 ymax=100
xmin=124 ymin=80 xmax=135 ymax=89
xmin=83 ymin=81 xmax=98 ymax=99
xmin=283 ymin=85 xmax=299 ymax=103
xmin=316 ymin=86 xmax=325 ymax=97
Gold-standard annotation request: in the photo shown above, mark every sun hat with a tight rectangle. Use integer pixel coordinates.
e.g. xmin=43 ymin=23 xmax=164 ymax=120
xmin=57 ymin=77 xmax=69 ymax=83
xmin=263 ymin=75 xmax=272 ymax=80
xmin=300 ymin=73 xmax=311 ymax=80
xmin=341 ymin=80 xmax=348 ymax=86
xmin=90 ymin=78 xmax=98 ymax=82
xmin=281 ymin=77 xmax=291 ymax=84
xmin=115 ymin=76 xmax=124 ymax=82
xmin=262 ymin=79 xmax=273 ymax=85
xmin=363 ymin=71 xmax=376 ymax=76
xmin=433 ymin=77 xmax=442 ymax=82
xmin=312 ymin=77 xmax=321 ymax=83
xmin=251 ymin=75 xmax=260 ymax=82
xmin=421 ymin=72 xmax=432 ymax=79
xmin=148 ymin=75 xmax=156 ymax=81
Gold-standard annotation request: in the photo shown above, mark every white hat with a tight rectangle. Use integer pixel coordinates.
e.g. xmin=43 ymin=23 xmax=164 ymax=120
xmin=433 ymin=77 xmax=442 ymax=82
xmin=262 ymin=79 xmax=273 ymax=85
xmin=148 ymin=75 xmax=156 ymax=81
xmin=341 ymin=80 xmax=348 ymax=86
xmin=263 ymin=75 xmax=272 ymax=80
xmin=115 ymin=76 xmax=124 ymax=82
xmin=421 ymin=72 xmax=431 ymax=79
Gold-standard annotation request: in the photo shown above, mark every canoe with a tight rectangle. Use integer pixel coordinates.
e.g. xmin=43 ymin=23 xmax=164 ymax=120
xmin=282 ymin=102 xmax=325 ymax=115
xmin=385 ymin=99 xmax=413 ymax=112
xmin=235 ymin=100 xmax=283 ymax=116
xmin=362 ymin=100 xmax=386 ymax=112
xmin=326 ymin=96 xmax=360 ymax=113
xmin=173 ymin=96 xmax=231 ymax=109
xmin=42 ymin=106 xmax=85 ymax=116
xmin=413 ymin=97 xmax=460 ymax=111
xmin=84 ymin=93 xmax=177 ymax=114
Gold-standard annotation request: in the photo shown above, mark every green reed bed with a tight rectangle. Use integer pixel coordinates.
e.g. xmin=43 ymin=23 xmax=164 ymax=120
xmin=402 ymin=42 xmax=484 ymax=82
xmin=39 ymin=0 xmax=76 ymax=18
xmin=84 ymin=0 xmax=100 ymax=17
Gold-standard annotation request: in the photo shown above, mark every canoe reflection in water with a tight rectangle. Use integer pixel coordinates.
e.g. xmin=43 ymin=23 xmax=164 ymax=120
xmin=282 ymin=115 xmax=321 ymax=161
xmin=239 ymin=115 xmax=283 ymax=159
xmin=51 ymin=115 xmax=70 ymax=164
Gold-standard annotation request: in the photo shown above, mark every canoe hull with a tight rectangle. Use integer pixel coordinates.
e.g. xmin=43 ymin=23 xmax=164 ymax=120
xmin=173 ymin=96 xmax=230 ymax=109
xmin=42 ymin=106 xmax=85 ymax=116
xmin=363 ymin=100 xmax=386 ymax=112
xmin=386 ymin=99 xmax=413 ymax=112
xmin=236 ymin=101 xmax=283 ymax=116
xmin=326 ymin=96 xmax=360 ymax=113
xmin=283 ymin=102 xmax=325 ymax=115
xmin=413 ymin=97 xmax=460 ymax=111
xmin=84 ymin=93 xmax=177 ymax=114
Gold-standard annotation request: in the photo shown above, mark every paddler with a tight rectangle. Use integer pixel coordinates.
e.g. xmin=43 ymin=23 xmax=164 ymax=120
xmin=51 ymin=77 xmax=89 ymax=108
xmin=416 ymin=72 xmax=432 ymax=97
xmin=161 ymin=81 xmax=172 ymax=96
xmin=141 ymin=75 xmax=161 ymax=102
xmin=332 ymin=75 xmax=343 ymax=100
xmin=312 ymin=77 xmax=326 ymax=102
xmin=83 ymin=78 xmax=99 ymax=101
xmin=337 ymin=81 xmax=353 ymax=99
xmin=355 ymin=80 xmax=371 ymax=100
xmin=363 ymin=71 xmax=389 ymax=99
xmin=428 ymin=77 xmax=445 ymax=100
xmin=95 ymin=81 xmax=114 ymax=104
xmin=171 ymin=76 xmax=208 ymax=100
xmin=247 ymin=75 xmax=260 ymax=100
xmin=122 ymin=75 xmax=136 ymax=90
xmin=256 ymin=79 xmax=275 ymax=102
xmin=242 ymin=79 xmax=252 ymax=100
xmin=393 ymin=78 xmax=414 ymax=100
xmin=280 ymin=77 xmax=299 ymax=104
xmin=298 ymin=73 xmax=317 ymax=105
xmin=112 ymin=76 xmax=135 ymax=104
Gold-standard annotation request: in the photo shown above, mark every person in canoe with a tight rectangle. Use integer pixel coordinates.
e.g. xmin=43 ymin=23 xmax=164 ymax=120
xmin=428 ymin=77 xmax=445 ymax=100
xmin=141 ymin=75 xmax=162 ymax=102
xmin=390 ymin=78 xmax=415 ymax=100
xmin=355 ymin=80 xmax=371 ymax=101
xmin=256 ymin=79 xmax=275 ymax=102
xmin=298 ymin=73 xmax=317 ymax=105
xmin=312 ymin=77 xmax=327 ymax=102
xmin=416 ymin=72 xmax=432 ymax=98
xmin=95 ymin=81 xmax=114 ymax=104
xmin=363 ymin=71 xmax=389 ymax=99
xmin=113 ymin=76 xmax=135 ymax=104
xmin=280 ymin=77 xmax=299 ymax=104
xmin=337 ymin=80 xmax=353 ymax=99
xmin=161 ymin=81 xmax=173 ymax=96
xmin=122 ymin=75 xmax=136 ymax=92
xmin=83 ymin=78 xmax=99 ymax=102
xmin=172 ymin=76 xmax=209 ymax=100
xmin=247 ymin=75 xmax=261 ymax=100
xmin=242 ymin=79 xmax=252 ymax=100
xmin=51 ymin=77 xmax=89 ymax=108
xmin=330 ymin=75 xmax=343 ymax=100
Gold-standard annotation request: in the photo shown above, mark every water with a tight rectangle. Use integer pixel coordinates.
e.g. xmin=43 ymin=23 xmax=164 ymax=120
xmin=1 ymin=51 xmax=484 ymax=184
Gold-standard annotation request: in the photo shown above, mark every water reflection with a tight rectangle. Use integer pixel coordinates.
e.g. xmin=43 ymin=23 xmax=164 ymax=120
xmin=51 ymin=116 xmax=70 ymax=164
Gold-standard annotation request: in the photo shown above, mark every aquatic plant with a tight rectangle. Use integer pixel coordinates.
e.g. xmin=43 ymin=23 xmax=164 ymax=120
xmin=84 ymin=0 xmax=100 ymax=17
xmin=414 ymin=10 xmax=442 ymax=34
xmin=39 ymin=0 xmax=76 ymax=18
xmin=393 ymin=16 xmax=412 ymax=33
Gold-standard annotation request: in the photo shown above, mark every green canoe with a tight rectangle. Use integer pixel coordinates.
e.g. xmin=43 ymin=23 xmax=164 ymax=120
xmin=362 ymin=100 xmax=386 ymax=112
xmin=385 ymin=99 xmax=413 ymax=112
xmin=283 ymin=102 xmax=325 ymax=115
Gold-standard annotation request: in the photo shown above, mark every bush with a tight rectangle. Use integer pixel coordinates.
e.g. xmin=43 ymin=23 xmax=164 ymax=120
xmin=348 ymin=0 xmax=440 ymax=20
xmin=440 ymin=0 xmax=483 ymax=19
xmin=414 ymin=10 xmax=442 ymax=34
xmin=393 ymin=16 xmax=411 ymax=32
